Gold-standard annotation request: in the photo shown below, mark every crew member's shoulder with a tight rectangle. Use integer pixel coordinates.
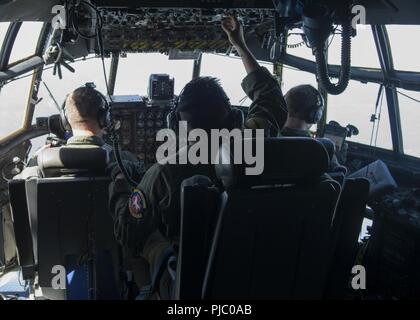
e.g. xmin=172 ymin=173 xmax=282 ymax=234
xmin=241 ymin=66 xmax=275 ymax=91
xmin=141 ymin=161 xmax=209 ymax=187
xmin=140 ymin=163 xmax=172 ymax=187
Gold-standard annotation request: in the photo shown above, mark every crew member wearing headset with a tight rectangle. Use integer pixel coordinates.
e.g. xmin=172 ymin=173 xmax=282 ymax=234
xmin=18 ymin=85 xmax=140 ymax=179
xmin=281 ymin=85 xmax=343 ymax=171
xmin=108 ymin=15 xmax=291 ymax=298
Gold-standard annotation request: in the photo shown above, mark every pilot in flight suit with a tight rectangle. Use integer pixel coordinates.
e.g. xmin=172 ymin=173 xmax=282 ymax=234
xmin=108 ymin=16 xmax=288 ymax=294
xmin=281 ymin=85 xmax=343 ymax=171
xmin=17 ymin=86 xmax=139 ymax=180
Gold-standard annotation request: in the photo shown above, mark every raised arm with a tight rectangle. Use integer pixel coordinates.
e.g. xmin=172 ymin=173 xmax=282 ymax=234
xmin=222 ymin=16 xmax=288 ymax=135
xmin=222 ymin=16 xmax=259 ymax=74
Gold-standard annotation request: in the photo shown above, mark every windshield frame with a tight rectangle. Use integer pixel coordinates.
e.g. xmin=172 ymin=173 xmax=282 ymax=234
xmin=0 ymin=22 xmax=49 ymax=146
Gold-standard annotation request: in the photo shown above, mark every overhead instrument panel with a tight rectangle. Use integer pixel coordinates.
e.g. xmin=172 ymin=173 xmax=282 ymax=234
xmin=96 ymin=8 xmax=274 ymax=53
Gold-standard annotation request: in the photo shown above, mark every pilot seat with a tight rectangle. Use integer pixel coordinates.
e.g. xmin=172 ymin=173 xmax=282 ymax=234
xmin=175 ymin=138 xmax=343 ymax=299
xmin=9 ymin=146 xmax=121 ymax=300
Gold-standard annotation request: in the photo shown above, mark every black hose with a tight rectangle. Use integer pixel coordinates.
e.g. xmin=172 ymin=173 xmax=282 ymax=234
xmin=70 ymin=0 xmax=103 ymax=40
xmin=110 ymin=130 xmax=139 ymax=188
xmin=86 ymin=0 xmax=139 ymax=189
xmin=315 ymin=16 xmax=352 ymax=95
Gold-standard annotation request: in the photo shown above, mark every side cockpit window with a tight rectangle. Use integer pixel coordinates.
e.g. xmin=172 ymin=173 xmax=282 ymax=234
xmin=0 ymin=22 xmax=43 ymax=140
xmin=387 ymin=25 xmax=420 ymax=158
xmin=387 ymin=25 xmax=420 ymax=73
xmin=327 ymin=80 xmax=392 ymax=151
xmin=397 ymin=89 xmax=420 ymax=158
xmin=0 ymin=22 xmax=10 ymax=47
xmin=8 ymin=22 xmax=43 ymax=65
xmin=328 ymin=25 xmax=380 ymax=69
xmin=0 ymin=75 xmax=33 ymax=139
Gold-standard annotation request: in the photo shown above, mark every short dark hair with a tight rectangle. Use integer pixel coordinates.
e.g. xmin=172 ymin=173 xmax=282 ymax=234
xmin=285 ymin=85 xmax=320 ymax=121
xmin=65 ymin=87 xmax=104 ymax=126
xmin=177 ymin=77 xmax=231 ymax=130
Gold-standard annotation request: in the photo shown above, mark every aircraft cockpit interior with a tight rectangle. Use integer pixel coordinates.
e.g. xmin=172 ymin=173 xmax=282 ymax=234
xmin=0 ymin=0 xmax=420 ymax=303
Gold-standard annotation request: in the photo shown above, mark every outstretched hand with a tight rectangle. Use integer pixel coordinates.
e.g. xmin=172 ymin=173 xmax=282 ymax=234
xmin=222 ymin=15 xmax=246 ymax=49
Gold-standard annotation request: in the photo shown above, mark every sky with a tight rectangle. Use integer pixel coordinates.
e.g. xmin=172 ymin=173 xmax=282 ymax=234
xmin=0 ymin=22 xmax=419 ymax=158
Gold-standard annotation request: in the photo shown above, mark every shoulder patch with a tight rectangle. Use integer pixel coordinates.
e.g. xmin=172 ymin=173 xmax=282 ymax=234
xmin=128 ymin=188 xmax=147 ymax=220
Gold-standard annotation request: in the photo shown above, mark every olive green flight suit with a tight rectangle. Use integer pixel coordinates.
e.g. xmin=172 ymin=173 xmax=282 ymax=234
xmin=109 ymin=67 xmax=288 ymax=269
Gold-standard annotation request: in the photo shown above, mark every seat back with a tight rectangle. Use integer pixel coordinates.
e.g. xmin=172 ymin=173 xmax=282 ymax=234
xmin=181 ymin=138 xmax=341 ymax=299
xmin=23 ymin=147 xmax=120 ymax=299
xmin=326 ymin=178 xmax=370 ymax=299
xmin=25 ymin=176 xmax=120 ymax=300
xmin=8 ymin=179 xmax=35 ymax=280
xmin=203 ymin=182 xmax=341 ymax=299
xmin=173 ymin=176 xmax=220 ymax=300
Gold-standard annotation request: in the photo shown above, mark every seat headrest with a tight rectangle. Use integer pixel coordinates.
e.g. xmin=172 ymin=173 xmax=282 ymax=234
xmin=181 ymin=175 xmax=214 ymax=189
xmin=38 ymin=147 xmax=108 ymax=178
xmin=215 ymin=137 xmax=330 ymax=188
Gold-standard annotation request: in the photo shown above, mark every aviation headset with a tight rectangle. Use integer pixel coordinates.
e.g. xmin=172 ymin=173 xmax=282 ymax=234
xmin=167 ymin=88 xmax=244 ymax=132
xmin=60 ymin=83 xmax=111 ymax=132
xmin=304 ymin=89 xmax=325 ymax=124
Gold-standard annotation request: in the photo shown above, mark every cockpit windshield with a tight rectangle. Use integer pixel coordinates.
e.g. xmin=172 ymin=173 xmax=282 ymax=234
xmin=113 ymin=53 xmax=194 ymax=95
xmin=397 ymin=88 xmax=420 ymax=158
xmin=8 ymin=22 xmax=43 ymax=64
xmin=2 ymin=0 xmax=420 ymax=303
xmin=387 ymin=25 xmax=420 ymax=72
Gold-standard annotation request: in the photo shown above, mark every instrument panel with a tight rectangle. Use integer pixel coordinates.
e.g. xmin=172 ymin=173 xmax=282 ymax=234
xmin=94 ymin=0 xmax=275 ymax=9
xmin=97 ymin=7 xmax=274 ymax=53
xmin=106 ymin=95 xmax=249 ymax=168
xmin=107 ymin=95 xmax=172 ymax=168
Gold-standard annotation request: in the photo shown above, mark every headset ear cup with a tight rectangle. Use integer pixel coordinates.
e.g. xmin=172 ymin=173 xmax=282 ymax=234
xmin=307 ymin=91 xmax=325 ymax=124
xmin=99 ymin=106 xmax=112 ymax=129
xmin=306 ymin=109 xmax=320 ymax=124
xmin=60 ymin=101 xmax=71 ymax=132
xmin=314 ymin=91 xmax=325 ymax=124
xmin=96 ymin=91 xmax=111 ymax=129
xmin=314 ymin=106 xmax=324 ymax=124
xmin=97 ymin=108 xmax=106 ymax=129
xmin=307 ymin=109 xmax=316 ymax=124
